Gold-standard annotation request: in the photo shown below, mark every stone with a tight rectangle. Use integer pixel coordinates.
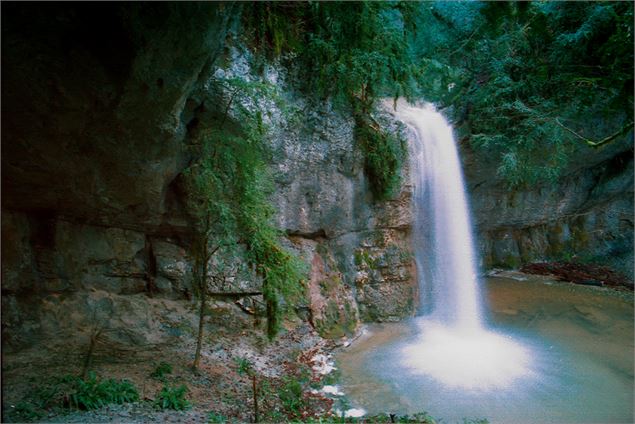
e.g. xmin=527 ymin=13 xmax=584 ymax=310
xmin=152 ymin=240 xmax=192 ymax=295
xmin=465 ymin=139 xmax=633 ymax=277
xmin=1 ymin=211 xmax=37 ymax=293
xmin=351 ymin=230 xmax=417 ymax=322
xmin=306 ymin=246 xmax=360 ymax=339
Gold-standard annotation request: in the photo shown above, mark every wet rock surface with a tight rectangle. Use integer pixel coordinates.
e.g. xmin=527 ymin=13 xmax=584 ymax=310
xmin=521 ymin=261 xmax=633 ymax=290
xmin=463 ymin=139 xmax=634 ymax=278
xmin=1 ymin=2 xmax=416 ymax=380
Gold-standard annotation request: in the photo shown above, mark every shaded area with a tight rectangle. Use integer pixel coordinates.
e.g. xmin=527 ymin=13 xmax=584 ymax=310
xmin=521 ymin=261 xmax=633 ymax=290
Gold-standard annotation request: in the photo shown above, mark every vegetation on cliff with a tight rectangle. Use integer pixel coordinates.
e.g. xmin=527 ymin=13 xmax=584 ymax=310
xmin=413 ymin=1 xmax=634 ymax=186
xmin=241 ymin=1 xmax=633 ymax=188
xmin=242 ymin=1 xmax=419 ymax=200
xmin=187 ymin=1 xmax=633 ymax=341
xmin=184 ymin=76 xmax=306 ymax=344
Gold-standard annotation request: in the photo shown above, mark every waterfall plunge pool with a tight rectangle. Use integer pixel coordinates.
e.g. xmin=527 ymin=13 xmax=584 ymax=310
xmin=335 ymin=276 xmax=634 ymax=423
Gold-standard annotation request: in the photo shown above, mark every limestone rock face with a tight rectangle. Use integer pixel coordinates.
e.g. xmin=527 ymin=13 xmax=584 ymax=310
xmin=1 ymin=3 xmax=240 ymax=351
xmin=265 ymin=96 xmax=417 ymax=325
xmin=463 ymin=138 xmax=634 ymax=278
xmin=301 ymin=240 xmax=360 ymax=339
xmin=1 ymin=3 xmax=418 ymax=355
xmin=352 ymin=228 xmax=416 ymax=322
xmin=2 ymin=3 xmax=237 ymax=232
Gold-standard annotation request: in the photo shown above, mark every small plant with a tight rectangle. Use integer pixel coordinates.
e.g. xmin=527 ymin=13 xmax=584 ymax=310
xmin=234 ymin=356 xmax=260 ymax=422
xmin=208 ymin=411 xmax=229 ymax=423
xmin=150 ymin=362 xmax=173 ymax=381
xmin=278 ymin=377 xmax=305 ymax=417
xmin=68 ymin=372 xmax=139 ymax=410
xmin=305 ymin=411 xmax=439 ymax=423
xmin=12 ymin=400 xmax=45 ymax=421
xmin=155 ymin=384 xmax=191 ymax=410
xmin=235 ymin=356 xmax=254 ymax=376
xmin=7 ymin=373 xmax=139 ymax=421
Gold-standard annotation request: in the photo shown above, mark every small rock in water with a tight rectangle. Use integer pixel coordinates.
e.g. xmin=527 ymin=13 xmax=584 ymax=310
xmin=344 ymin=408 xmax=366 ymax=418
xmin=578 ymin=279 xmax=604 ymax=287
xmin=311 ymin=353 xmax=337 ymax=375
xmin=321 ymin=385 xmax=344 ymax=396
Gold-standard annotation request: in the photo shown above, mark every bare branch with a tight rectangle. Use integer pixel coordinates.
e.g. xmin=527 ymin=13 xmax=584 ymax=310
xmin=555 ymin=118 xmax=634 ymax=148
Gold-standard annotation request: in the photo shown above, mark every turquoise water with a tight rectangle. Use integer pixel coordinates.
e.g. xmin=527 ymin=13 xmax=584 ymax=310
xmin=336 ymin=276 xmax=634 ymax=424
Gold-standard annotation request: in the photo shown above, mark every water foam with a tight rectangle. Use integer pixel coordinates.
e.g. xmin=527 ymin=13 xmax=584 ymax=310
xmin=392 ymin=101 xmax=533 ymax=390
xmin=401 ymin=320 xmax=533 ymax=390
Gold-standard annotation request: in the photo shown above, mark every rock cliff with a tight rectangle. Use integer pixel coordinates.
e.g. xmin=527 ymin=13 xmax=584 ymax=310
xmin=463 ymin=136 xmax=634 ymax=279
xmin=2 ymin=3 xmax=631 ymax=364
xmin=1 ymin=2 xmax=416 ymax=361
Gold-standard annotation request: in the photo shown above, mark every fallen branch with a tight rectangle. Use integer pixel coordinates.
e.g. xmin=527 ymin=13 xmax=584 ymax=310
xmin=555 ymin=118 xmax=634 ymax=148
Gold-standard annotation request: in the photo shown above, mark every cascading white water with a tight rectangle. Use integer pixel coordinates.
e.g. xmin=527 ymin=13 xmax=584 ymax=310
xmin=398 ymin=102 xmax=482 ymax=331
xmin=392 ymin=101 xmax=533 ymax=390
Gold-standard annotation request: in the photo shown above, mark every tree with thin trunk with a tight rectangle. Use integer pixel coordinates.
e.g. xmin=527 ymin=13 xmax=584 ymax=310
xmin=183 ymin=76 xmax=306 ymax=369
xmin=191 ymin=216 xmax=220 ymax=370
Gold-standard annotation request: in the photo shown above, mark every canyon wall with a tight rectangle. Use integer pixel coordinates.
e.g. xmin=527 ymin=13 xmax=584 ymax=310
xmin=1 ymin=3 xmax=416 ymax=361
xmin=463 ymin=136 xmax=633 ymax=279
xmin=2 ymin=3 xmax=631 ymax=363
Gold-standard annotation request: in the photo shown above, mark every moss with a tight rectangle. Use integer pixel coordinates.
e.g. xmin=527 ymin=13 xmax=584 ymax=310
xmin=315 ymin=299 xmax=358 ymax=339
xmin=546 ymin=224 xmax=565 ymax=258
xmin=399 ymin=248 xmax=414 ymax=263
xmin=354 ymin=117 xmax=406 ymax=202
xmin=319 ymin=275 xmax=341 ymax=296
xmin=354 ymin=249 xmax=379 ymax=270
xmin=570 ymin=224 xmax=590 ymax=251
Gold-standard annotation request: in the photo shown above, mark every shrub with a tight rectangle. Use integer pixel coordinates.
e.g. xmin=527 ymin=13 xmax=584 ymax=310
xmin=12 ymin=400 xmax=45 ymax=421
xmin=208 ymin=411 xmax=229 ymax=423
xmin=277 ymin=377 xmax=305 ymax=417
xmin=354 ymin=117 xmax=406 ymax=202
xmin=150 ymin=362 xmax=173 ymax=381
xmin=155 ymin=384 xmax=191 ymax=410
xmin=68 ymin=372 xmax=139 ymax=410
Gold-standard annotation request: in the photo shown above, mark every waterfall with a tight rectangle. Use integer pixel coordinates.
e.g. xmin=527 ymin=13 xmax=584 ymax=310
xmin=397 ymin=103 xmax=482 ymax=331
xmin=391 ymin=102 xmax=533 ymax=390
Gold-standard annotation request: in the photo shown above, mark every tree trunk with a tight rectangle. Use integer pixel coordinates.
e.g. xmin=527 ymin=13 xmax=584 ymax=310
xmin=252 ymin=375 xmax=259 ymax=423
xmin=192 ymin=235 xmax=209 ymax=370
xmin=192 ymin=278 xmax=206 ymax=370
xmin=81 ymin=328 xmax=102 ymax=379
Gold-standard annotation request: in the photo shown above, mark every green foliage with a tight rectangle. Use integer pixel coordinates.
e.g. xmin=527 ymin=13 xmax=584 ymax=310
xmin=414 ymin=1 xmax=633 ymax=187
xmin=242 ymin=2 xmax=419 ymax=106
xmin=277 ymin=377 xmax=304 ymax=416
xmin=12 ymin=399 xmax=46 ymax=422
xmin=155 ymin=384 xmax=191 ymax=411
xmin=150 ymin=362 xmax=173 ymax=382
xmin=12 ymin=373 xmax=139 ymax=417
xmin=9 ymin=376 xmax=74 ymax=421
xmin=68 ymin=372 xmax=139 ymax=410
xmin=184 ymin=76 xmax=306 ymax=340
xmin=208 ymin=411 xmax=229 ymax=423
xmin=354 ymin=118 xmax=406 ymax=201
xmin=235 ymin=356 xmax=254 ymax=376
xmin=240 ymin=2 xmax=633 ymax=188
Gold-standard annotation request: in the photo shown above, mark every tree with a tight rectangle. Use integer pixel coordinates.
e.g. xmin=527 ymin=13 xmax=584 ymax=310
xmin=412 ymin=1 xmax=634 ymax=186
xmin=184 ymin=76 xmax=306 ymax=369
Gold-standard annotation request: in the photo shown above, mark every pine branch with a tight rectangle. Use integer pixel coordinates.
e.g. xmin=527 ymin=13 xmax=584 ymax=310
xmin=555 ymin=118 xmax=634 ymax=148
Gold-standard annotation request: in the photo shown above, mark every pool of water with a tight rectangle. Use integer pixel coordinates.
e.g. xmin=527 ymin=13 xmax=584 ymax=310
xmin=336 ymin=276 xmax=634 ymax=423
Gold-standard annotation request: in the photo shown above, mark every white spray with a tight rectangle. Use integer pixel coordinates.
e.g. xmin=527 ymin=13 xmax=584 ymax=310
xmin=392 ymin=101 xmax=532 ymax=390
